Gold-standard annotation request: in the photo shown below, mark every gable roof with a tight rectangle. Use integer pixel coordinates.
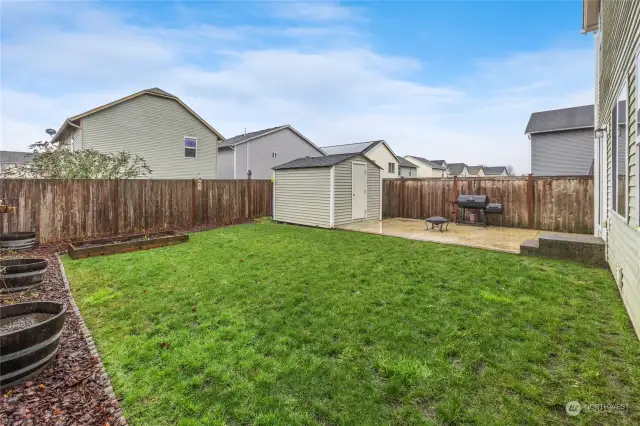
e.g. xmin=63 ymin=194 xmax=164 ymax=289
xmin=525 ymin=104 xmax=594 ymax=134
xmin=447 ymin=163 xmax=468 ymax=176
xmin=217 ymin=125 xmax=324 ymax=154
xmin=406 ymin=156 xmax=446 ymax=170
xmin=320 ymin=140 xmax=382 ymax=156
xmin=51 ymin=87 xmax=224 ymax=143
xmin=483 ymin=166 xmax=508 ymax=175
xmin=273 ymin=153 xmax=383 ymax=171
xmin=467 ymin=165 xmax=483 ymax=175
xmin=431 ymin=160 xmax=447 ymax=167
xmin=398 ymin=157 xmax=417 ymax=168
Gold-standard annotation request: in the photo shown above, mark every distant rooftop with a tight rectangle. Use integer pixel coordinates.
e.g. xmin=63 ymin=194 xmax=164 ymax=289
xmin=320 ymin=141 xmax=382 ymax=156
xmin=525 ymin=105 xmax=594 ymax=134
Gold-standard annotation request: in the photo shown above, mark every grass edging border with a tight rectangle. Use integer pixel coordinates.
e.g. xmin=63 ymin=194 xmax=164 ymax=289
xmin=56 ymin=253 xmax=128 ymax=426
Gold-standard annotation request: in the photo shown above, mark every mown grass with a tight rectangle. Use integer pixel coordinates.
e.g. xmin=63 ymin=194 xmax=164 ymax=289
xmin=63 ymin=222 xmax=640 ymax=425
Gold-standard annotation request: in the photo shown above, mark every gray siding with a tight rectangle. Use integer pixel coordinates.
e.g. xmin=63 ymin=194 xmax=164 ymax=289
xmin=274 ymin=168 xmax=331 ymax=228
xmin=597 ymin=0 xmax=640 ymax=339
xmin=81 ymin=94 xmax=219 ymax=179
xmin=232 ymin=128 xmax=324 ymax=180
xmin=531 ymin=129 xmax=593 ymax=176
xmin=334 ymin=155 xmax=381 ymax=226
xmin=399 ymin=166 xmax=416 ymax=177
xmin=607 ymin=213 xmax=640 ymax=336
xmin=217 ymin=147 xmax=235 ymax=179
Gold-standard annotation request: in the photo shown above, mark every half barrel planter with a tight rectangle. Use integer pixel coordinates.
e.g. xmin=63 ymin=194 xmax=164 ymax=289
xmin=0 ymin=232 xmax=37 ymax=251
xmin=0 ymin=301 xmax=67 ymax=390
xmin=0 ymin=258 xmax=48 ymax=293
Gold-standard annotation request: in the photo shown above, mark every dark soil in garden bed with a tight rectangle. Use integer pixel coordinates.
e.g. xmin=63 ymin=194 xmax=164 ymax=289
xmin=0 ymin=219 xmax=256 ymax=425
xmin=73 ymin=231 xmax=175 ymax=249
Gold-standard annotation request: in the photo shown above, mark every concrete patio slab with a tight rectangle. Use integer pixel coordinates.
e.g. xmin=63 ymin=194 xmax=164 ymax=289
xmin=338 ymin=218 xmax=542 ymax=253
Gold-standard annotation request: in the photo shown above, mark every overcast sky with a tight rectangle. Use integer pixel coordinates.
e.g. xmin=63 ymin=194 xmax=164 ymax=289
xmin=1 ymin=1 xmax=594 ymax=174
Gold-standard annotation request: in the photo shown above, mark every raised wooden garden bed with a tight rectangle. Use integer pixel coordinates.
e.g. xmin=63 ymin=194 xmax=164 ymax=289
xmin=67 ymin=231 xmax=189 ymax=259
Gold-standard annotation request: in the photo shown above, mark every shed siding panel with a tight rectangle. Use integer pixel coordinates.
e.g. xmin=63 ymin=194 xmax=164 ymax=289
xmin=274 ymin=168 xmax=331 ymax=228
xmin=82 ymin=94 xmax=219 ymax=179
xmin=334 ymin=155 xmax=381 ymax=226
xmin=531 ymin=129 xmax=594 ymax=175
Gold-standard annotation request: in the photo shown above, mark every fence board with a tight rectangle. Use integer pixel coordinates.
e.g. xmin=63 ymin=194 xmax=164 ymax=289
xmin=383 ymin=176 xmax=593 ymax=234
xmin=0 ymin=179 xmax=272 ymax=243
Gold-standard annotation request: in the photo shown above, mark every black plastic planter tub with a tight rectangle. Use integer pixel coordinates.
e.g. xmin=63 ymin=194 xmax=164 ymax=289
xmin=0 ymin=301 xmax=67 ymax=390
xmin=0 ymin=258 xmax=48 ymax=293
xmin=0 ymin=232 xmax=37 ymax=251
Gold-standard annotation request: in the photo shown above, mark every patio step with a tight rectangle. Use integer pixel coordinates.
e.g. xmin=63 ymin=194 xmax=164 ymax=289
xmin=520 ymin=233 xmax=606 ymax=268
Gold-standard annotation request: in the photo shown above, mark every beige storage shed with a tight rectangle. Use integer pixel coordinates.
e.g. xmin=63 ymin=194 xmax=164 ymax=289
xmin=272 ymin=153 xmax=382 ymax=228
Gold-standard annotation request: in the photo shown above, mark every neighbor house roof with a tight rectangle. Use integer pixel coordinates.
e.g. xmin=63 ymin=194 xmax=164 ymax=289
xmin=447 ymin=163 xmax=468 ymax=176
xmin=406 ymin=156 xmax=446 ymax=170
xmin=525 ymin=105 xmax=594 ymax=134
xmin=398 ymin=157 xmax=417 ymax=168
xmin=217 ymin=125 xmax=324 ymax=154
xmin=483 ymin=166 xmax=508 ymax=176
xmin=467 ymin=165 xmax=483 ymax=175
xmin=273 ymin=153 xmax=382 ymax=170
xmin=431 ymin=160 xmax=447 ymax=167
xmin=51 ymin=87 xmax=224 ymax=143
xmin=321 ymin=140 xmax=383 ymax=156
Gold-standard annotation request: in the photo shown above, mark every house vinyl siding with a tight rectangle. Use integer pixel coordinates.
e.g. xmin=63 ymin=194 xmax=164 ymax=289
xmin=234 ymin=128 xmax=323 ymax=180
xmin=81 ymin=94 xmax=219 ymax=179
xmin=595 ymin=0 xmax=640 ymax=338
xmin=365 ymin=143 xmax=398 ymax=179
xmin=405 ymin=156 xmax=436 ymax=178
xmin=399 ymin=166 xmax=417 ymax=177
xmin=274 ymin=168 xmax=331 ymax=228
xmin=530 ymin=129 xmax=594 ymax=175
xmin=334 ymin=155 xmax=381 ymax=226
xmin=217 ymin=148 xmax=234 ymax=179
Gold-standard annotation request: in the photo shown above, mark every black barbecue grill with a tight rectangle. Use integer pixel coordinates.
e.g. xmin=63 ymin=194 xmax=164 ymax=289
xmin=454 ymin=195 xmax=504 ymax=227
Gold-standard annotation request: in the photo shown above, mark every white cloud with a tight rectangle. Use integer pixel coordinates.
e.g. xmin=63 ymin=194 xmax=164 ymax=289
xmin=0 ymin=2 xmax=594 ymax=174
xmin=268 ymin=1 xmax=363 ymax=22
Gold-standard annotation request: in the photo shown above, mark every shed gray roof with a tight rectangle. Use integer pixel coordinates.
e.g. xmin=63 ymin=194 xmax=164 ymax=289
xmin=398 ymin=157 xmax=417 ymax=168
xmin=525 ymin=104 xmax=594 ymax=134
xmin=320 ymin=140 xmax=382 ymax=155
xmin=447 ymin=163 xmax=468 ymax=176
xmin=407 ymin=156 xmax=446 ymax=170
xmin=273 ymin=153 xmax=382 ymax=170
xmin=483 ymin=166 xmax=508 ymax=175
xmin=218 ymin=125 xmax=288 ymax=148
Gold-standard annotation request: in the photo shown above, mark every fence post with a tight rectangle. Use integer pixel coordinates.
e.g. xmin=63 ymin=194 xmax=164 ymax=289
xmin=452 ymin=176 xmax=458 ymax=222
xmin=527 ymin=173 xmax=534 ymax=228
xmin=400 ymin=177 xmax=405 ymax=217
xmin=191 ymin=179 xmax=197 ymax=225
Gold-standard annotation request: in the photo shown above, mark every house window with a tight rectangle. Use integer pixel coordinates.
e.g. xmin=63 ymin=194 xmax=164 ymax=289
xmin=272 ymin=152 xmax=277 ymax=158
xmin=388 ymin=162 xmax=395 ymax=174
xmin=184 ymin=137 xmax=197 ymax=158
xmin=613 ymin=85 xmax=627 ymax=216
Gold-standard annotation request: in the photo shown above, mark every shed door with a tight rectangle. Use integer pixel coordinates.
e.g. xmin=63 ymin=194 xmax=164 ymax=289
xmin=352 ymin=162 xmax=367 ymax=219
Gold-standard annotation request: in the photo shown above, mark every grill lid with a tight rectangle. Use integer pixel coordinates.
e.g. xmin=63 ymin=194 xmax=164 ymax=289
xmin=456 ymin=195 xmax=489 ymax=208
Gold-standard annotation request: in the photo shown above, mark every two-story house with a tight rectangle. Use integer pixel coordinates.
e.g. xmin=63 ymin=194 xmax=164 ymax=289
xmin=50 ymin=88 xmax=224 ymax=179
xmin=583 ymin=0 xmax=640 ymax=336
xmin=404 ymin=156 xmax=447 ymax=177
xmin=321 ymin=140 xmax=400 ymax=179
xmin=217 ymin=125 xmax=324 ymax=179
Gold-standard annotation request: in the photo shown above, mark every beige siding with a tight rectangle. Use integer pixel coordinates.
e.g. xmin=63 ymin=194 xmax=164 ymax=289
xmin=608 ymin=213 xmax=640 ymax=338
xmin=82 ymin=94 xmax=219 ymax=179
xmin=274 ymin=168 xmax=331 ymax=228
xmin=334 ymin=155 xmax=381 ymax=226
xmin=365 ymin=143 xmax=399 ymax=179
xmin=598 ymin=1 xmax=640 ymax=339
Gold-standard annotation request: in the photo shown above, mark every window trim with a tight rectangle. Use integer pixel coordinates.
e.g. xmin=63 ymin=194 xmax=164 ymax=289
xmin=184 ymin=136 xmax=197 ymax=158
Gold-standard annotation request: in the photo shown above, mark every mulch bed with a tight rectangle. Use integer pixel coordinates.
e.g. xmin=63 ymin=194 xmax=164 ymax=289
xmin=0 ymin=220 xmax=255 ymax=425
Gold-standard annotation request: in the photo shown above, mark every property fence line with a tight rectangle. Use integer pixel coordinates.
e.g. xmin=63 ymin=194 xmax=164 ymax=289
xmin=382 ymin=175 xmax=594 ymax=234
xmin=0 ymin=179 xmax=273 ymax=243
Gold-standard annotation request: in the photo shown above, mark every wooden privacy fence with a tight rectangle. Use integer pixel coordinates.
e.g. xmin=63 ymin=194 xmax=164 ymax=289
xmin=383 ymin=175 xmax=594 ymax=234
xmin=0 ymin=179 xmax=272 ymax=243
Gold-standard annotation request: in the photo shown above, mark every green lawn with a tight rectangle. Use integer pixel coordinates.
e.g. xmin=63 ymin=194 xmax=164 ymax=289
xmin=63 ymin=222 xmax=640 ymax=425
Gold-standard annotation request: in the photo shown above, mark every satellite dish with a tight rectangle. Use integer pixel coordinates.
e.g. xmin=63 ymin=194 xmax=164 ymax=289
xmin=45 ymin=128 xmax=56 ymax=136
